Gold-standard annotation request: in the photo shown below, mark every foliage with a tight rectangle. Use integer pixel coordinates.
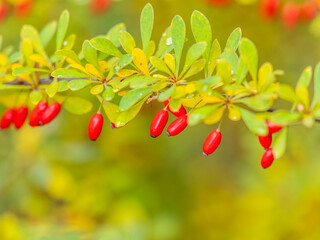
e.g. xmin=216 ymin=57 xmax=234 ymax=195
xmin=0 ymin=3 xmax=320 ymax=160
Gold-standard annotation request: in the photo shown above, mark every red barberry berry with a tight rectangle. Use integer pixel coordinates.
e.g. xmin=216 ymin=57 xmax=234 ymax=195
xmin=267 ymin=121 xmax=282 ymax=134
xmin=0 ymin=1 xmax=9 ymax=22
xmin=203 ymin=129 xmax=222 ymax=156
xmin=166 ymin=115 xmax=188 ymax=137
xmin=40 ymin=102 xmax=61 ymax=125
xmin=260 ymin=0 xmax=280 ymax=19
xmin=282 ymin=2 xmax=300 ymax=29
xmin=0 ymin=108 xmax=16 ymax=129
xmin=14 ymin=0 xmax=33 ymax=18
xmin=300 ymin=0 xmax=318 ymax=21
xmin=150 ymin=109 xmax=169 ymax=138
xmin=29 ymin=101 xmax=48 ymax=127
xmin=88 ymin=112 xmax=104 ymax=140
xmin=164 ymin=98 xmax=187 ymax=117
xmin=258 ymin=134 xmax=272 ymax=149
xmin=14 ymin=106 xmax=28 ymax=129
xmin=90 ymin=0 xmax=111 ymax=14
xmin=261 ymin=148 xmax=274 ymax=169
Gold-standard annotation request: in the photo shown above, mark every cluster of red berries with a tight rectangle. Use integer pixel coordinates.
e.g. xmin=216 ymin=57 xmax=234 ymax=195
xmin=150 ymin=99 xmax=222 ymax=157
xmin=260 ymin=0 xmax=319 ymax=28
xmin=90 ymin=0 xmax=112 ymax=15
xmin=258 ymin=121 xmax=283 ymax=168
xmin=0 ymin=101 xmax=61 ymax=130
xmin=0 ymin=0 xmax=33 ymax=23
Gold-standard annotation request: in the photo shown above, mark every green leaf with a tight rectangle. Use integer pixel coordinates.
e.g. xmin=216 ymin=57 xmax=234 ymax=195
xmin=237 ymin=94 xmax=275 ymax=111
xmin=150 ymin=56 xmax=172 ymax=75
xmin=296 ymin=66 xmax=312 ymax=88
xmin=90 ymin=38 xmax=122 ymax=58
xmin=12 ymin=67 xmax=50 ymax=76
xmin=140 ymin=3 xmax=154 ymax=53
xmin=117 ymin=54 xmax=133 ymax=70
xmin=6 ymin=52 xmax=22 ymax=65
xmin=129 ymin=76 xmax=159 ymax=88
xmin=181 ymin=42 xmax=207 ymax=75
xmin=62 ymin=34 xmax=76 ymax=50
xmin=56 ymin=10 xmax=70 ymax=51
xmin=30 ymin=91 xmax=44 ymax=104
xmin=312 ymin=62 xmax=320 ymax=108
xmin=239 ymin=38 xmax=258 ymax=82
xmin=90 ymin=84 xmax=104 ymax=95
xmin=40 ymin=21 xmax=57 ymax=48
xmin=273 ymin=127 xmax=287 ymax=159
xmin=278 ymin=84 xmax=297 ymax=103
xmin=219 ymin=49 xmax=238 ymax=72
xmin=184 ymin=59 xmax=206 ymax=79
xmin=46 ymin=78 xmax=59 ymax=97
xmin=188 ymin=104 xmax=221 ymax=126
xmin=207 ymin=39 xmax=221 ymax=76
xmin=155 ymin=27 xmax=173 ymax=58
xmin=296 ymin=86 xmax=310 ymax=110
xmin=82 ymin=40 xmax=99 ymax=69
xmin=216 ymin=59 xmax=231 ymax=84
xmin=106 ymin=23 xmax=126 ymax=47
xmin=119 ymin=31 xmax=136 ymax=54
xmin=119 ymin=86 xmax=153 ymax=111
xmin=191 ymin=10 xmax=212 ymax=60
xmin=63 ymin=97 xmax=93 ymax=115
xmin=58 ymin=80 xmax=69 ymax=92
xmin=158 ymin=85 xmax=176 ymax=101
xmin=239 ymin=108 xmax=268 ymax=135
xmin=52 ymin=69 xmax=92 ymax=79
xmin=55 ymin=49 xmax=81 ymax=64
xmin=225 ymin=28 xmax=242 ymax=51
xmin=236 ymin=58 xmax=248 ymax=85
xmin=21 ymin=25 xmax=46 ymax=58
xmin=0 ymin=84 xmax=31 ymax=90
xmin=102 ymin=85 xmax=115 ymax=101
xmin=270 ymin=110 xmax=302 ymax=125
xmin=258 ymin=62 xmax=273 ymax=90
xmin=171 ymin=15 xmax=186 ymax=75
xmin=146 ymin=40 xmax=156 ymax=59
xmin=68 ymin=79 xmax=93 ymax=91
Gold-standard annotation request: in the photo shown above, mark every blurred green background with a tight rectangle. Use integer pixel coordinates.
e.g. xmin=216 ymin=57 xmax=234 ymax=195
xmin=1 ymin=0 xmax=320 ymax=239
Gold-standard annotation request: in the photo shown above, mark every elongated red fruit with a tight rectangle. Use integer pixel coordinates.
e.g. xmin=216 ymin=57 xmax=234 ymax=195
xmin=282 ymin=2 xmax=300 ymax=29
xmin=300 ymin=0 xmax=318 ymax=21
xmin=164 ymin=98 xmax=187 ymax=117
xmin=166 ymin=115 xmax=188 ymax=137
xmin=88 ymin=113 xmax=104 ymax=140
xmin=260 ymin=0 xmax=280 ymax=19
xmin=203 ymin=129 xmax=222 ymax=156
xmin=29 ymin=101 xmax=48 ymax=127
xmin=14 ymin=0 xmax=33 ymax=18
xmin=0 ymin=1 xmax=9 ymax=22
xmin=40 ymin=102 xmax=61 ymax=125
xmin=150 ymin=110 xmax=169 ymax=138
xmin=14 ymin=106 xmax=28 ymax=129
xmin=258 ymin=134 xmax=272 ymax=149
xmin=267 ymin=121 xmax=282 ymax=134
xmin=261 ymin=148 xmax=274 ymax=169
xmin=0 ymin=108 xmax=16 ymax=129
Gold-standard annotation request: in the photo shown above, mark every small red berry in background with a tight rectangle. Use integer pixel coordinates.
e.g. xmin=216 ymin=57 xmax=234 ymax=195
xmin=259 ymin=0 xmax=280 ymax=19
xmin=300 ymin=0 xmax=319 ymax=21
xmin=150 ymin=109 xmax=169 ymax=138
xmin=29 ymin=101 xmax=48 ymax=127
xmin=282 ymin=2 xmax=300 ymax=29
xmin=88 ymin=112 xmax=104 ymax=141
xmin=0 ymin=1 xmax=9 ymax=22
xmin=266 ymin=121 xmax=282 ymax=134
xmin=206 ymin=0 xmax=233 ymax=7
xmin=14 ymin=106 xmax=28 ymax=129
xmin=0 ymin=108 xmax=16 ymax=129
xmin=258 ymin=134 xmax=272 ymax=149
xmin=203 ymin=129 xmax=222 ymax=156
xmin=14 ymin=0 xmax=33 ymax=18
xmin=166 ymin=115 xmax=188 ymax=137
xmin=90 ymin=0 xmax=112 ymax=15
xmin=40 ymin=102 xmax=61 ymax=125
xmin=261 ymin=148 xmax=274 ymax=169
xmin=164 ymin=98 xmax=187 ymax=118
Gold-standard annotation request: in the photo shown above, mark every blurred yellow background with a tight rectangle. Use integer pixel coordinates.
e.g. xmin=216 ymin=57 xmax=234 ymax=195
xmin=1 ymin=0 xmax=320 ymax=239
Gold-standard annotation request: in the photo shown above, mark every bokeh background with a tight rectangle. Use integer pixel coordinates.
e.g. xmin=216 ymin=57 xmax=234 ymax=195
xmin=1 ymin=0 xmax=320 ymax=239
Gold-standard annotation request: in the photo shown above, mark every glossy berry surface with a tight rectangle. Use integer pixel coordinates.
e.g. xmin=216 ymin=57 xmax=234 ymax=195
xmin=0 ymin=108 xmax=16 ymax=129
xmin=14 ymin=106 xmax=28 ymax=129
xmin=203 ymin=129 xmax=222 ymax=156
xmin=150 ymin=110 xmax=169 ymax=138
xmin=166 ymin=115 xmax=188 ymax=137
xmin=261 ymin=148 xmax=274 ymax=169
xmin=164 ymin=98 xmax=187 ymax=117
xmin=258 ymin=134 xmax=272 ymax=149
xmin=40 ymin=102 xmax=61 ymax=125
xmin=88 ymin=113 xmax=104 ymax=140
xmin=267 ymin=121 xmax=282 ymax=134
xmin=29 ymin=101 xmax=48 ymax=127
